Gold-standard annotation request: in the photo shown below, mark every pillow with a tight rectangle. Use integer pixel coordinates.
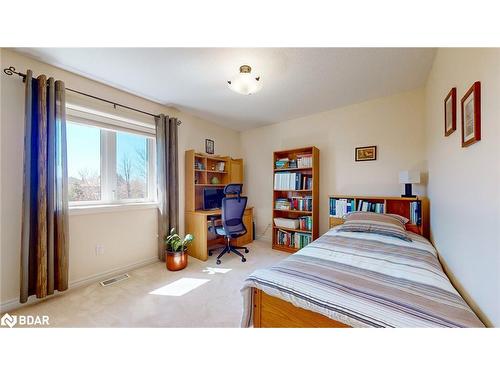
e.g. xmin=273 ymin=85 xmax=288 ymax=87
xmin=344 ymin=212 xmax=409 ymax=225
xmin=386 ymin=213 xmax=410 ymax=225
xmin=338 ymin=212 xmax=412 ymax=242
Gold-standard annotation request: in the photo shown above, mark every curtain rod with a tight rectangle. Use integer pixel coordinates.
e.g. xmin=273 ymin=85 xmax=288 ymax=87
xmin=3 ymin=66 xmax=181 ymax=126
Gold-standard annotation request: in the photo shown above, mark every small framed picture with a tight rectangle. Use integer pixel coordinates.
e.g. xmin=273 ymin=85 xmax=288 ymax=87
xmin=461 ymin=81 xmax=481 ymax=147
xmin=205 ymin=139 xmax=214 ymax=154
xmin=444 ymin=87 xmax=456 ymax=136
xmin=355 ymin=146 xmax=377 ymax=162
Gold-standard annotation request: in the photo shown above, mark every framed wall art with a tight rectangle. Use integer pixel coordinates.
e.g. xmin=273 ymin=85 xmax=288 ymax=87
xmin=205 ymin=139 xmax=215 ymax=154
xmin=444 ymin=87 xmax=456 ymax=136
xmin=461 ymin=81 xmax=481 ymax=147
xmin=355 ymin=146 xmax=377 ymax=162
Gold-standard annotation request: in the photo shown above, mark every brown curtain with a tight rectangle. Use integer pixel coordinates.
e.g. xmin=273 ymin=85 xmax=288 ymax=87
xmin=155 ymin=115 xmax=179 ymax=261
xmin=20 ymin=70 xmax=69 ymax=303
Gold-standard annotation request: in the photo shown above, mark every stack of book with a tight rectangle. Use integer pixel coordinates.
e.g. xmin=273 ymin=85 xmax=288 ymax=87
xmin=275 ymin=198 xmax=291 ymax=210
xmin=274 ymin=172 xmax=313 ymax=190
xmin=291 ymin=196 xmax=312 ymax=211
xmin=276 ymin=229 xmax=295 ymax=247
xmin=357 ymin=200 xmax=384 ymax=213
xmin=298 ymin=216 xmax=312 ymax=231
xmin=297 ymin=154 xmax=313 ymax=168
xmin=275 ymin=158 xmax=289 ymax=169
xmin=329 ymin=198 xmax=356 ymax=217
xmin=276 ymin=229 xmax=312 ymax=249
xmin=294 ymin=232 xmax=312 ymax=249
xmin=409 ymin=201 xmax=422 ymax=225
xmin=275 ymin=158 xmax=298 ymax=169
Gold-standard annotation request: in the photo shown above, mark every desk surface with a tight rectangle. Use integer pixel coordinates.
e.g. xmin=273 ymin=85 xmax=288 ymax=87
xmin=187 ymin=207 xmax=253 ymax=216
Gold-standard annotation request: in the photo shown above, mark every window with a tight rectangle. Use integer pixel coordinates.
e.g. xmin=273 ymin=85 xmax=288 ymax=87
xmin=116 ymin=131 xmax=149 ymax=200
xmin=67 ymin=121 xmax=156 ymax=205
xmin=67 ymin=123 xmax=101 ymax=202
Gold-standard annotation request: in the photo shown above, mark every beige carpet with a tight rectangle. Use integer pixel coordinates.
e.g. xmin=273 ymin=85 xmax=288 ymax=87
xmin=11 ymin=239 xmax=287 ymax=327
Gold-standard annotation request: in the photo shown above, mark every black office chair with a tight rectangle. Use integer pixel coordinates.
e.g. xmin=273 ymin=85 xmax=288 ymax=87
xmin=210 ymin=184 xmax=249 ymax=265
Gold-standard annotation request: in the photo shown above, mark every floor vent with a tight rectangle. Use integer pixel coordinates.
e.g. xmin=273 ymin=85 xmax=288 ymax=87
xmin=100 ymin=273 xmax=130 ymax=287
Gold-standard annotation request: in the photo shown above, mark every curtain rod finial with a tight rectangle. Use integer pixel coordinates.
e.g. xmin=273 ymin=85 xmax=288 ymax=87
xmin=3 ymin=66 xmax=16 ymax=75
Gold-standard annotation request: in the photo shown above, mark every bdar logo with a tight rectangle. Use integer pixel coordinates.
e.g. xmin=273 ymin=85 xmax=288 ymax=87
xmin=1 ymin=313 xmax=17 ymax=328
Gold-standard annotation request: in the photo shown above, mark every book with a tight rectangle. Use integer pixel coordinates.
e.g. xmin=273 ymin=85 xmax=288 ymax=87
xmin=330 ymin=197 xmax=385 ymax=217
xmin=409 ymin=201 xmax=422 ymax=225
xmin=296 ymin=154 xmax=313 ymax=168
xmin=276 ymin=229 xmax=312 ymax=249
xmin=291 ymin=196 xmax=312 ymax=211
xmin=274 ymin=172 xmax=312 ymax=190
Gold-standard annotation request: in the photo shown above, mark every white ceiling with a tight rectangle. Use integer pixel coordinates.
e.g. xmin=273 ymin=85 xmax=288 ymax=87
xmin=15 ymin=48 xmax=436 ymax=130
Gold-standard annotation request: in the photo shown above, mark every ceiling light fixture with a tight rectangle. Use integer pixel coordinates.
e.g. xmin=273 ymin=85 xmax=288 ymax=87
xmin=227 ymin=65 xmax=262 ymax=95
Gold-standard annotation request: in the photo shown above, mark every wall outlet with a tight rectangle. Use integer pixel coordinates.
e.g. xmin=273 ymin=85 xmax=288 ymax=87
xmin=95 ymin=244 xmax=104 ymax=256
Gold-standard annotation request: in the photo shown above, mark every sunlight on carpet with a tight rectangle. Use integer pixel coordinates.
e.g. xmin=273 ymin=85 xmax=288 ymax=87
xmin=149 ymin=278 xmax=210 ymax=297
xmin=202 ymin=267 xmax=232 ymax=275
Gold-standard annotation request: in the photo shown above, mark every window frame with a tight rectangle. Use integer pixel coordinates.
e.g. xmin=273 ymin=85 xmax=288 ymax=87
xmin=67 ymin=120 xmax=157 ymax=207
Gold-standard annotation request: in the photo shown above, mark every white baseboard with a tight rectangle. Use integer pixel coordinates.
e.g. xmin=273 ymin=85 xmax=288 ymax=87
xmin=0 ymin=256 xmax=159 ymax=314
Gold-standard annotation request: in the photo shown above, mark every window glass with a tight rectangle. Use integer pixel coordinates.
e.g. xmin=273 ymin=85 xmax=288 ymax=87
xmin=116 ymin=131 xmax=148 ymax=200
xmin=67 ymin=122 xmax=101 ymax=202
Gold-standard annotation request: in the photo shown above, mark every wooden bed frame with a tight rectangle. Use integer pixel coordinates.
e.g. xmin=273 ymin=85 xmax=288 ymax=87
xmin=252 ymin=196 xmax=431 ymax=328
xmin=252 ymin=288 xmax=350 ymax=328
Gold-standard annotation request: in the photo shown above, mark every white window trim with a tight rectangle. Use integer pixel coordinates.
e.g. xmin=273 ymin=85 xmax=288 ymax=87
xmin=67 ymin=115 xmax=157 ymax=209
xmin=69 ymin=202 xmax=158 ymax=216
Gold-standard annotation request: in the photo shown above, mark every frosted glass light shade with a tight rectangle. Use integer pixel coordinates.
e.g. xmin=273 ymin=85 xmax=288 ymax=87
xmin=399 ymin=170 xmax=421 ymax=184
xmin=227 ymin=65 xmax=262 ymax=95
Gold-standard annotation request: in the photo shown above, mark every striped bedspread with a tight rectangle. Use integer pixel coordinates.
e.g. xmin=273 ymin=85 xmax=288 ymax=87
xmin=241 ymin=229 xmax=484 ymax=327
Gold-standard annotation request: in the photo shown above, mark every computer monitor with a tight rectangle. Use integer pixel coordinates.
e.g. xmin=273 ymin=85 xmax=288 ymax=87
xmin=203 ymin=187 xmax=225 ymax=210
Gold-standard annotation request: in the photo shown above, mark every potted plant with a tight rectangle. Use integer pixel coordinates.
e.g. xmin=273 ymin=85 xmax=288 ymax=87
xmin=164 ymin=228 xmax=194 ymax=271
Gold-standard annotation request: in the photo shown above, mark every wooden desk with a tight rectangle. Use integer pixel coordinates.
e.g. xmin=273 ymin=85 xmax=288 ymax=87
xmin=185 ymin=207 xmax=253 ymax=261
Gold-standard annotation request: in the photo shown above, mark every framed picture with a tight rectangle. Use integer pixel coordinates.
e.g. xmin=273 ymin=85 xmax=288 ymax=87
xmin=205 ymin=139 xmax=214 ymax=154
xmin=355 ymin=146 xmax=377 ymax=162
xmin=461 ymin=81 xmax=481 ymax=147
xmin=444 ymin=87 xmax=456 ymax=136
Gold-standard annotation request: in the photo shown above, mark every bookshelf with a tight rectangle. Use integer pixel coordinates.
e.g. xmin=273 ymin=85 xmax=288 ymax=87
xmin=328 ymin=195 xmax=430 ymax=239
xmin=272 ymin=146 xmax=319 ymax=253
xmin=185 ymin=150 xmax=243 ymax=212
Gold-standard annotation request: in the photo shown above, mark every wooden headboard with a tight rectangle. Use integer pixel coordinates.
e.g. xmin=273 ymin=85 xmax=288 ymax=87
xmin=328 ymin=195 xmax=430 ymax=239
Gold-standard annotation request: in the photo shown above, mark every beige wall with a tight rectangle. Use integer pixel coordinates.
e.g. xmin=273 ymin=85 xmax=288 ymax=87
xmin=240 ymin=89 xmax=427 ymax=239
xmin=0 ymin=49 xmax=240 ymax=308
xmin=424 ymin=48 xmax=500 ymax=327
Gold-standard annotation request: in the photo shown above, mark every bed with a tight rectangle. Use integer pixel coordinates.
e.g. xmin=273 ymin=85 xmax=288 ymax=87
xmin=241 ymin=227 xmax=484 ymax=328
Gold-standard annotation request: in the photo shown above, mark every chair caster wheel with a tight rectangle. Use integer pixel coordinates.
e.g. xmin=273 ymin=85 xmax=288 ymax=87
xmin=244 ymin=249 xmax=249 ymax=253
xmin=216 ymin=260 xmax=221 ymax=265
xmin=242 ymin=257 xmax=246 ymax=263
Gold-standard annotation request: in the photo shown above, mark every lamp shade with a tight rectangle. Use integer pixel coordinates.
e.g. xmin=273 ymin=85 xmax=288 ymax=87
xmin=399 ymin=170 xmax=420 ymax=184
xmin=227 ymin=65 xmax=262 ymax=95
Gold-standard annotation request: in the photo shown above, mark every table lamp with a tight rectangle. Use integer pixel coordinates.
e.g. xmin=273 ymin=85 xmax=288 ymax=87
xmin=399 ymin=171 xmax=420 ymax=198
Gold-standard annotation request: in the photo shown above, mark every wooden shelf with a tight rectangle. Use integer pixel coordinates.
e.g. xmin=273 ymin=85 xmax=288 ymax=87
xmin=273 ymin=226 xmax=312 ymax=234
xmin=186 ymin=149 xmax=244 ymax=214
xmin=274 ymin=209 xmax=312 ymax=215
xmin=272 ymin=146 xmax=319 ymax=253
xmin=274 ymin=189 xmax=312 ymax=192
xmin=272 ymin=244 xmax=298 ymax=253
xmin=330 ymin=194 xmax=421 ymax=201
xmin=274 ymin=167 xmax=312 ymax=172
xmin=328 ymin=195 xmax=429 ymax=239
xmin=195 ymin=154 xmax=227 ymax=162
